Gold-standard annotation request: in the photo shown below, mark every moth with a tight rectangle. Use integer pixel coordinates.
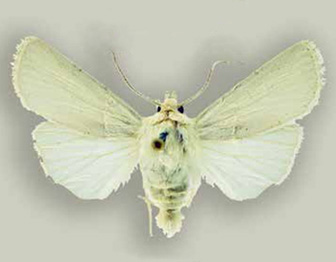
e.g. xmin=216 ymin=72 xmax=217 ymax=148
xmin=12 ymin=37 xmax=325 ymax=238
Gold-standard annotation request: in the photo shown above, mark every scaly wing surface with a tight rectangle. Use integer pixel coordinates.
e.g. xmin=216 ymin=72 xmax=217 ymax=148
xmin=200 ymin=124 xmax=303 ymax=200
xmin=195 ymin=41 xmax=324 ymax=200
xmin=196 ymin=41 xmax=324 ymax=140
xmin=12 ymin=37 xmax=142 ymax=199
xmin=13 ymin=36 xmax=141 ymax=137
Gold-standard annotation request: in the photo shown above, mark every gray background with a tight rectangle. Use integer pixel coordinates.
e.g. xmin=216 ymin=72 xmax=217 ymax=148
xmin=0 ymin=0 xmax=334 ymax=261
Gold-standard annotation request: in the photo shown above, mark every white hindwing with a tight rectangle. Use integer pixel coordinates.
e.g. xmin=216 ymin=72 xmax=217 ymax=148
xmin=196 ymin=41 xmax=325 ymax=200
xmin=12 ymin=37 xmax=142 ymax=199
xmin=200 ymin=124 xmax=303 ymax=200
xmin=33 ymin=122 xmax=139 ymax=199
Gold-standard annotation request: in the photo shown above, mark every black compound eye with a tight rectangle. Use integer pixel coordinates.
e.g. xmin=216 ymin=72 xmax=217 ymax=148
xmin=157 ymin=106 xmax=161 ymax=112
xmin=177 ymin=106 xmax=184 ymax=114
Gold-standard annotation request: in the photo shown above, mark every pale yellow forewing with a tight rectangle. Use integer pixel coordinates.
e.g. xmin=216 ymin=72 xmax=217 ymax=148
xmin=12 ymin=36 xmax=142 ymax=138
xmin=196 ymin=41 xmax=325 ymax=140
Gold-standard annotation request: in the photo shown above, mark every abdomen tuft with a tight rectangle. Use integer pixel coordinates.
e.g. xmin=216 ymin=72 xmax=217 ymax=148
xmin=156 ymin=208 xmax=184 ymax=238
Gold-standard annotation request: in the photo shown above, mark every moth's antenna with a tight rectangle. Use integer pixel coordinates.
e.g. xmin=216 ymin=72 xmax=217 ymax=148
xmin=112 ymin=52 xmax=160 ymax=105
xmin=181 ymin=60 xmax=230 ymax=105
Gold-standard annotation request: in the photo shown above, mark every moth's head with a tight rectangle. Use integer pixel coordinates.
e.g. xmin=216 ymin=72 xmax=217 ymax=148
xmin=156 ymin=91 xmax=184 ymax=116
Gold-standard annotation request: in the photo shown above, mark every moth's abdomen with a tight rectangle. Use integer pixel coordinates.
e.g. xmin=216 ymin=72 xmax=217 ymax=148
xmin=147 ymin=183 xmax=197 ymax=237
xmin=156 ymin=208 xmax=184 ymax=238
xmin=149 ymin=184 xmax=188 ymax=210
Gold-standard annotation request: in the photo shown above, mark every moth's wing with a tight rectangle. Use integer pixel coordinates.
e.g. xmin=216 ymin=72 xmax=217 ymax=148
xmin=12 ymin=36 xmax=142 ymax=137
xmin=33 ymin=122 xmax=139 ymax=200
xmin=200 ymin=124 xmax=303 ymax=200
xmin=12 ymin=37 xmax=142 ymax=199
xmin=196 ymin=41 xmax=325 ymax=140
xmin=195 ymin=41 xmax=325 ymax=200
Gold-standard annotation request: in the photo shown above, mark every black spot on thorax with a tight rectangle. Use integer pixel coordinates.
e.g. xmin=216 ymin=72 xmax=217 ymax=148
xmin=152 ymin=139 xmax=163 ymax=150
xmin=176 ymin=130 xmax=183 ymax=144
xmin=159 ymin=131 xmax=169 ymax=142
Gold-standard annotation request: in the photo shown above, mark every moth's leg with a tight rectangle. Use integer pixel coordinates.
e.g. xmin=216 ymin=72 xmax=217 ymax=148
xmin=138 ymin=195 xmax=154 ymax=237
